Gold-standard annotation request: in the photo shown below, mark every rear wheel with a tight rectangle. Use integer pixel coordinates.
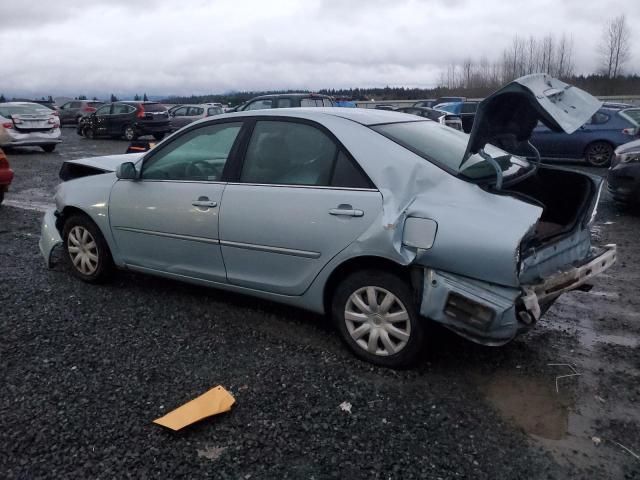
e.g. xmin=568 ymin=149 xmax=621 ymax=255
xmin=62 ymin=214 xmax=113 ymax=283
xmin=123 ymin=125 xmax=137 ymax=141
xmin=585 ymin=141 xmax=613 ymax=167
xmin=41 ymin=144 xmax=56 ymax=153
xmin=332 ymin=270 xmax=425 ymax=368
xmin=153 ymin=133 xmax=165 ymax=141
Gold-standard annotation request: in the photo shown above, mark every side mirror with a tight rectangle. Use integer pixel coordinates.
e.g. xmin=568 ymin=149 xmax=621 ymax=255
xmin=116 ymin=162 xmax=138 ymax=180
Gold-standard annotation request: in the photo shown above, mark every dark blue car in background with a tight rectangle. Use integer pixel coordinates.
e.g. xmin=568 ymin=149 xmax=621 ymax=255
xmin=527 ymin=106 xmax=640 ymax=166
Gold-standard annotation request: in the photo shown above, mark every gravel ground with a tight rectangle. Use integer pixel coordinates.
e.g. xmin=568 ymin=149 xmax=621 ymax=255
xmin=1 ymin=129 xmax=639 ymax=479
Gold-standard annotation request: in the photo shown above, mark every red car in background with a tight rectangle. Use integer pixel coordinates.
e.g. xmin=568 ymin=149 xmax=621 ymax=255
xmin=0 ymin=148 xmax=14 ymax=204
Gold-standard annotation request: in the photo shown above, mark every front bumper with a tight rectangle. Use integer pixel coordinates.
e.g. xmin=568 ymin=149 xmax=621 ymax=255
xmin=607 ymin=163 xmax=640 ymax=204
xmin=39 ymin=209 xmax=63 ymax=268
xmin=419 ymin=244 xmax=617 ymax=345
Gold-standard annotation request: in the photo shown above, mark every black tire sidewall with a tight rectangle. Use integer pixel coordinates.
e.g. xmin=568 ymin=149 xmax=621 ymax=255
xmin=62 ymin=214 xmax=113 ymax=283
xmin=332 ymin=270 xmax=425 ymax=368
xmin=83 ymin=126 xmax=95 ymax=139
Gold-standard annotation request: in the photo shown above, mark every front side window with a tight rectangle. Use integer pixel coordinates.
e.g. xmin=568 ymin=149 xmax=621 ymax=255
xmin=173 ymin=106 xmax=188 ymax=117
xmin=142 ymin=122 xmax=242 ymax=181
xmin=246 ymin=99 xmax=273 ymax=111
xmin=95 ymin=105 xmax=111 ymax=116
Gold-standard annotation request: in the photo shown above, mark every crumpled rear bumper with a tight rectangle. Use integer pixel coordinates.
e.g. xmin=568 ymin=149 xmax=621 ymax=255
xmin=520 ymin=244 xmax=617 ymax=322
xmin=38 ymin=208 xmax=63 ymax=268
xmin=419 ymin=244 xmax=617 ymax=346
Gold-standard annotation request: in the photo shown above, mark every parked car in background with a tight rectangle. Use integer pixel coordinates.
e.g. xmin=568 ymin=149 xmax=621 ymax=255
xmin=58 ymin=100 xmax=105 ymax=125
xmin=435 ymin=96 xmax=466 ymax=105
xmin=0 ymin=102 xmax=61 ymax=152
xmin=525 ymin=107 xmax=640 ymax=166
xmin=413 ymin=99 xmax=437 ymax=108
xmin=395 ymin=106 xmax=462 ymax=130
xmin=170 ymin=104 xmax=224 ymax=131
xmin=233 ymin=93 xmax=335 ymax=111
xmin=40 ymin=75 xmax=615 ymax=368
xmin=608 ymin=138 xmax=640 ymax=206
xmin=80 ymin=102 xmax=172 ymax=141
xmin=0 ymin=148 xmax=14 ymax=205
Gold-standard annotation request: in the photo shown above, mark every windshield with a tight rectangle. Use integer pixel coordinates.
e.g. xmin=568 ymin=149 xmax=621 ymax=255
xmin=371 ymin=120 xmax=530 ymax=180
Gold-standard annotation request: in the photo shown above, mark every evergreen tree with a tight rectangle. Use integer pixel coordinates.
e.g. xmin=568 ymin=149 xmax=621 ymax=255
xmin=0 ymin=94 xmax=5 ymax=102
xmin=134 ymin=94 xmax=141 ymax=101
xmin=110 ymin=94 xmax=118 ymax=102
xmin=143 ymin=93 xmax=149 ymax=101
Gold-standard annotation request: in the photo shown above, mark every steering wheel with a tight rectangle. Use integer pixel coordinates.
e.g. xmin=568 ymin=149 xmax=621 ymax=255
xmin=186 ymin=160 xmax=218 ymax=180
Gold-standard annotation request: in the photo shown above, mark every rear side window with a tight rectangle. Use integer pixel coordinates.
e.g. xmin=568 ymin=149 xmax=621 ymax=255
xmin=277 ymin=98 xmax=292 ymax=108
xmin=88 ymin=102 xmax=104 ymax=108
xmin=113 ymin=104 xmax=133 ymax=114
xmin=188 ymin=107 xmax=204 ymax=116
xmin=331 ymin=151 xmax=371 ymax=188
xmin=207 ymin=107 xmax=223 ymax=116
xmin=589 ymin=112 xmax=610 ymax=125
xmin=322 ymin=98 xmax=334 ymax=107
xmin=461 ymin=103 xmax=477 ymax=114
xmin=95 ymin=105 xmax=111 ymax=115
xmin=301 ymin=98 xmax=323 ymax=107
xmin=141 ymin=103 xmax=166 ymax=112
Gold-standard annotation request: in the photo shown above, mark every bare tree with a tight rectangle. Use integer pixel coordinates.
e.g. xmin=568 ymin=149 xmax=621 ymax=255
xmin=599 ymin=14 xmax=631 ymax=78
xmin=556 ymin=34 xmax=575 ymax=78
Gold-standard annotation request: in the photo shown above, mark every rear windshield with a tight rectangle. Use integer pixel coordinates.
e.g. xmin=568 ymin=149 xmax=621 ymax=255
xmin=0 ymin=104 xmax=49 ymax=117
xmin=371 ymin=121 xmax=529 ymax=180
xmin=141 ymin=103 xmax=166 ymax=112
xmin=621 ymin=109 xmax=640 ymax=125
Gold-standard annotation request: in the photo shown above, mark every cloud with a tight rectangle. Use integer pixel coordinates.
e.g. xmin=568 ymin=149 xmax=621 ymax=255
xmin=0 ymin=0 xmax=637 ymax=97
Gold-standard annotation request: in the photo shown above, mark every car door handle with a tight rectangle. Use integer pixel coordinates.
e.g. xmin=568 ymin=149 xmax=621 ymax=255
xmin=192 ymin=199 xmax=218 ymax=208
xmin=329 ymin=205 xmax=364 ymax=217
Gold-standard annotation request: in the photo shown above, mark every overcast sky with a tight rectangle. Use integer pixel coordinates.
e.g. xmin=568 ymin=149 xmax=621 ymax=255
xmin=1 ymin=0 xmax=638 ymax=98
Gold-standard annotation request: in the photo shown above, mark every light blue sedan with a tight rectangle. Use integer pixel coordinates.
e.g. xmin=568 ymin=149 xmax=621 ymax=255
xmin=40 ymin=75 xmax=616 ymax=367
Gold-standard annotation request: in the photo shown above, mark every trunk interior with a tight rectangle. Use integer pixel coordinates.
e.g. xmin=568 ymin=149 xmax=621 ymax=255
xmin=505 ymin=167 xmax=594 ymax=246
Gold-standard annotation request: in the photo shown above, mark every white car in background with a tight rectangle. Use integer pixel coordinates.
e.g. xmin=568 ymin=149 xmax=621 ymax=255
xmin=0 ymin=102 xmax=62 ymax=152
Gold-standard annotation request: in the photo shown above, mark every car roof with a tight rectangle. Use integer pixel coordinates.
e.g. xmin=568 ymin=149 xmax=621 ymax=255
xmin=249 ymin=93 xmax=332 ymax=100
xmin=219 ymin=107 xmax=422 ymax=126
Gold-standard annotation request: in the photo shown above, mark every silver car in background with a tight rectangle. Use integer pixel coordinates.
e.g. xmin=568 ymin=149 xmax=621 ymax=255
xmin=170 ymin=104 xmax=224 ymax=131
xmin=0 ymin=102 xmax=62 ymax=152
xmin=39 ymin=75 xmax=616 ymax=368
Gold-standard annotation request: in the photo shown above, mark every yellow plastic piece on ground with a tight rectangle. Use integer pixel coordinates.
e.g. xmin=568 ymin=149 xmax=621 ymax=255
xmin=153 ymin=386 xmax=235 ymax=431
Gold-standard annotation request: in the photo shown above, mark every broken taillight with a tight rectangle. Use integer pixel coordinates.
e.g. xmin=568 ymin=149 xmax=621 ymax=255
xmin=1 ymin=122 xmax=13 ymax=129
xmin=622 ymin=127 xmax=638 ymax=136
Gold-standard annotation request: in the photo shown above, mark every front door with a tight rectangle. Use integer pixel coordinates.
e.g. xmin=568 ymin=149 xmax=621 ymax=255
xmin=219 ymin=119 xmax=382 ymax=295
xmin=109 ymin=121 xmax=244 ymax=282
xmin=92 ymin=104 xmax=112 ymax=136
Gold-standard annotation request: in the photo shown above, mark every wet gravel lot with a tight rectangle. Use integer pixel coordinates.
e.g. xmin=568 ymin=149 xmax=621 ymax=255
xmin=1 ymin=129 xmax=639 ymax=479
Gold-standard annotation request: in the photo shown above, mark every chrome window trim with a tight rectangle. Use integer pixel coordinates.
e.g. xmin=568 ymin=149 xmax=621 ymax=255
xmin=220 ymin=240 xmax=321 ymax=259
xmin=226 ymin=182 xmax=378 ymax=192
xmin=136 ymin=179 xmax=227 ymax=185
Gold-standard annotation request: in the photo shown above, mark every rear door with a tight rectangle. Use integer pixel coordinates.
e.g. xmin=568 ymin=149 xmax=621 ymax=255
xmin=109 ymin=103 xmax=135 ymax=135
xmin=219 ymin=119 xmax=382 ymax=295
xmin=93 ymin=104 xmax=112 ymax=135
xmin=109 ymin=121 xmax=245 ymax=282
xmin=171 ymin=106 xmax=190 ymax=129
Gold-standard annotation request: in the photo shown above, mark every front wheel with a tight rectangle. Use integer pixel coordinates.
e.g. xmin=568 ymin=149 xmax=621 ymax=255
xmin=62 ymin=214 xmax=114 ymax=283
xmin=585 ymin=141 xmax=613 ymax=167
xmin=332 ymin=270 xmax=425 ymax=368
xmin=123 ymin=125 xmax=137 ymax=141
xmin=83 ymin=126 xmax=95 ymax=139
xmin=41 ymin=144 xmax=56 ymax=153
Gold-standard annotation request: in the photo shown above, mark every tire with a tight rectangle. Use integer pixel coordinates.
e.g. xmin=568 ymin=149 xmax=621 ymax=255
xmin=123 ymin=125 xmax=137 ymax=141
xmin=332 ymin=270 xmax=425 ymax=368
xmin=584 ymin=141 xmax=613 ymax=167
xmin=153 ymin=133 xmax=165 ymax=141
xmin=0 ymin=190 xmax=4 ymax=205
xmin=62 ymin=214 xmax=114 ymax=283
xmin=83 ymin=126 xmax=95 ymax=139
xmin=75 ymin=116 xmax=83 ymax=125
xmin=41 ymin=144 xmax=56 ymax=153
